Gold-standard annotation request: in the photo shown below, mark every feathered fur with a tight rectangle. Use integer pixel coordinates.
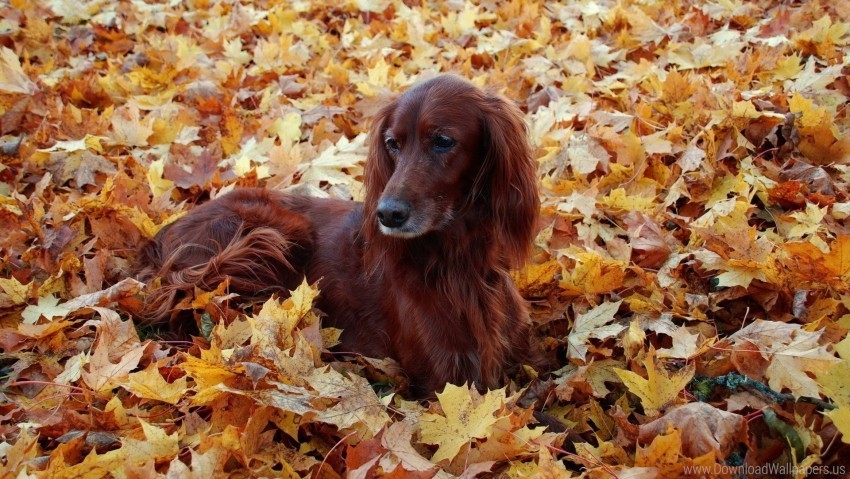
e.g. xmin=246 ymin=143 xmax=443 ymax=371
xmin=135 ymin=74 xmax=541 ymax=395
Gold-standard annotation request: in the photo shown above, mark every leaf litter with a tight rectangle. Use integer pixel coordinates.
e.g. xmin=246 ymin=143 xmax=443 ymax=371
xmin=1 ymin=0 xmax=849 ymax=477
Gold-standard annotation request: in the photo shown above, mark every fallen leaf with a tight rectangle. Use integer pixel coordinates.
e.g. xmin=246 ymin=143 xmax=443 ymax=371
xmin=420 ymin=384 xmax=504 ymax=463
xmin=615 ymin=349 xmax=694 ymax=415
xmin=638 ymin=402 xmax=747 ymax=459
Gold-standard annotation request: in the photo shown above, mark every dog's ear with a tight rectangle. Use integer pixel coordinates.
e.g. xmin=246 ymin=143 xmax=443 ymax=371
xmin=481 ymin=93 xmax=539 ymax=267
xmin=363 ymin=99 xmax=397 ymax=241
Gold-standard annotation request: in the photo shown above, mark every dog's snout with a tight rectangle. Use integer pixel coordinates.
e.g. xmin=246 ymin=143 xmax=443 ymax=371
xmin=376 ymin=199 xmax=411 ymax=229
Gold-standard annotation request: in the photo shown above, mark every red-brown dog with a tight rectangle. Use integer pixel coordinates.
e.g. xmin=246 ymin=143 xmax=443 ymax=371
xmin=136 ymin=75 xmax=540 ymax=395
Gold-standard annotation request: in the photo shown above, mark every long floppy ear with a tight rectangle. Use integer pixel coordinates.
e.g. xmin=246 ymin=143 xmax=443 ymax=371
xmin=481 ymin=93 xmax=539 ymax=268
xmin=362 ymin=100 xmax=397 ymax=245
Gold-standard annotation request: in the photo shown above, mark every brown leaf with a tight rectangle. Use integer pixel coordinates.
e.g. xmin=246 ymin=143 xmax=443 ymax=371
xmin=638 ymin=402 xmax=747 ymax=460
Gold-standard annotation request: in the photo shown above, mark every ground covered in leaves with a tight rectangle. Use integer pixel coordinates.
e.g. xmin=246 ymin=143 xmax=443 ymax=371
xmin=1 ymin=0 xmax=849 ymax=477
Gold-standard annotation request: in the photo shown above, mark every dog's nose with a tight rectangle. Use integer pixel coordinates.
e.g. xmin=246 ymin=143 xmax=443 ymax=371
xmin=376 ymin=199 xmax=411 ymax=228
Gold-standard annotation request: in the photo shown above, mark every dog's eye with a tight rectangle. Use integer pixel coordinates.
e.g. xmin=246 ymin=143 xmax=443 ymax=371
xmin=385 ymin=137 xmax=400 ymax=153
xmin=433 ymin=134 xmax=456 ymax=152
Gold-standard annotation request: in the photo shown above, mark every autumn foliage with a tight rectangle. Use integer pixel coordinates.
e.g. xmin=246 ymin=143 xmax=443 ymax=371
xmin=1 ymin=0 xmax=850 ymax=477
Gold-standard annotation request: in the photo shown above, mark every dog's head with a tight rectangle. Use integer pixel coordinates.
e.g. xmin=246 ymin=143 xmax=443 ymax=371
xmin=364 ymin=74 xmax=539 ymax=266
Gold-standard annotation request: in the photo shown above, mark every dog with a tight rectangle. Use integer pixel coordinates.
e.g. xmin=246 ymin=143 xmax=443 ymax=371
xmin=136 ymin=74 xmax=541 ymax=395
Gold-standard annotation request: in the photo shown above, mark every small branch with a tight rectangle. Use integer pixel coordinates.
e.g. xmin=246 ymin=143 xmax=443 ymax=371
xmin=692 ymin=373 xmax=837 ymax=411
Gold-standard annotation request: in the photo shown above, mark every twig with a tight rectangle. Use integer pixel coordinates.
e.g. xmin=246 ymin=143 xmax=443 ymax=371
xmin=692 ymin=373 xmax=837 ymax=411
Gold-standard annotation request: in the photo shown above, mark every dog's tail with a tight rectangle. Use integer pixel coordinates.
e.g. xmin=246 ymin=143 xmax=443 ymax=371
xmin=133 ymin=189 xmax=313 ymax=329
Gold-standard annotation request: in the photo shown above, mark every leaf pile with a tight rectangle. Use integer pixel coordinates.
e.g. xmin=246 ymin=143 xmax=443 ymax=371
xmin=1 ymin=0 xmax=850 ymax=477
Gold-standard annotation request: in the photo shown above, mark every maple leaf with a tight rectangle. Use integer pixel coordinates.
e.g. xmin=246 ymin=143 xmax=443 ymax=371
xmin=614 ymin=348 xmax=695 ymax=415
xmin=297 ymin=134 xmax=367 ymax=188
xmin=21 ymin=294 xmax=71 ymax=324
xmin=656 ymin=327 xmax=703 ymax=359
xmin=786 ymin=202 xmax=827 ymax=238
xmin=249 ymin=280 xmax=321 ymax=371
xmin=124 ymin=364 xmax=188 ymax=405
xmin=817 ymin=335 xmax=850 ymax=406
xmin=512 ymin=259 xmax=559 ymax=298
xmin=730 ymin=320 xmax=839 ymax=398
xmin=180 ymin=346 xmax=242 ymax=405
xmin=635 ymin=427 xmax=717 ymax=476
xmin=146 ymin=157 xmax=175 ymax=197
xmin=110 ymin=101 xmax=154 ymax=146
xmin=419 ymin=384 xmax=504 ymax=463
xmin=567 ymin=132 xmax=609 ymax=176
xmin=0 ymin=277 xmax=32 ymax=306
xmin=379 ymin=422 xmax=438 ymax=475
xmin=638 ymin=402 xmax=747 ymax=460
xmin=559 ymin=251 xmax=627 ymax=295
xmin=271 ymin=112 xmax=302 ymax=148
xmin=693 ymin=229 xmax=777 ymax=288
xmin=567 ymin=300 xmax=625 ymax=361
xmin=459 ymin=410 xmax=546 ymax=472
xmin=0 ymin=46 xmax=37 ymax=94
xmin=225 ymin=137 xmax=274 ymax=179
xmin=81 ymin=336 xmax=145 ymax=392
xmin=556 ymin=359 xmax=626 ymax=400
xmin=309 ymin=367 xmax=391 ymax=438
xmin=124 ymin=419 xmax=180 ymax=464
xmin=785 ymin=235 xmax=850 ymax=288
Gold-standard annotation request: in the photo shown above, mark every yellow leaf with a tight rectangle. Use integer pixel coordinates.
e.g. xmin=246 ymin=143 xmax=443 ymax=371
xmin=124 ymin=419 xmax=179 ymax=464
xmin=356 ymin=57 xmax=391 ymax=96
xmin=0 ymin=277 xmax=33 ymax=305
xmin=249 ymin=280 xmax=320 ymax=355
xmin=634 ymin=427 xmax=717 ymax=475
xmin=420 ymin=384 xmax=504 ymax=463
xmin=825 ymin=406 xmax=850 ymax=444
xmin=180 ymin=350 xmax=241 ymax=405
xmin=787 ymin=202 xmax=827 ymax=239
xmin=732 ymin=100 xmax=761 ymax=119
xmin=30 ymin=134 xmax=104 ymax=164
xmin=772 ymin=53 xmax=803 ymax=81
xmin=21 ymin=294 xmax=71 ymax=324
xmin=789 ymin=92 xmax=829 ymax=129
xmin=559 ymin=252 xmax=627 ymax=295
xmin=512 ymin=259 xmax=559 ymax=297
xmin=623 ymin=320 xmax=646 ymax=359
xmin=567 ymin=300 xmax=625 ymax=361
xmin=817 ymin=335 xmax=850 ymax=408
xmin=223 ymin=38 xmax=251 ymax=66
xmin=125 ymin=363 xmax=188 ymax=405
xmin=599 ymin=188 xmax=656 ymax=213
xmin=272 ymin=112 xmax=302 ymax=148
xmin=441 ymin=3 xmax=479 ymax=37
xmin=731 ymin=320 xmax=839 ymax=398
xmin=146 ymin=157 xmax=175 ymax=198
xmin=614 ymin=348 xmax=694 ymax=415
